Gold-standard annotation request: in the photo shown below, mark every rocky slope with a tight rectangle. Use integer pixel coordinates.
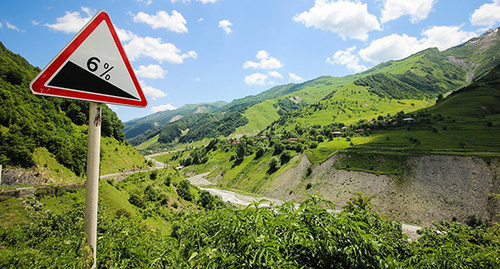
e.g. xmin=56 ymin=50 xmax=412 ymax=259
xmin=263 ymin=154 xmax=499 ymax=226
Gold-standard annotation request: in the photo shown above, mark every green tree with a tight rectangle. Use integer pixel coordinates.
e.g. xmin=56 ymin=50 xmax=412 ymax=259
xmin=177 ymin=180 xmax=193 ymax=201
xmin=198 ymin=190 xmax=215 ymax=210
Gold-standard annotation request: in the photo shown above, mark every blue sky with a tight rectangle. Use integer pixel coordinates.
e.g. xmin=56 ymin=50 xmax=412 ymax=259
xmin=1 ymin=0 xmax=499 ymax=122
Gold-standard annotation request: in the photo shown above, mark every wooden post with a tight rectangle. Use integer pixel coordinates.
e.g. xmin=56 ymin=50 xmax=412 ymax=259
xmin=84 ymin=102 xmax=102 ymax=268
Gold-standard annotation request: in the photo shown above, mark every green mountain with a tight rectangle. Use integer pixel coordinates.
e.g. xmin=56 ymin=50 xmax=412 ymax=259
xmin=123 ymin=101 xmax=227 ymax=140
xmin=0 ymin=41 xmax=147 ymax=183
xmin=132 ymin=28 xmax=500 ymax=150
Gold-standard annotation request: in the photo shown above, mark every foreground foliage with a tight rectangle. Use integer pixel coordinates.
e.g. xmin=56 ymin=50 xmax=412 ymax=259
xmin=1 ymin=194 xmax=498 ymax=268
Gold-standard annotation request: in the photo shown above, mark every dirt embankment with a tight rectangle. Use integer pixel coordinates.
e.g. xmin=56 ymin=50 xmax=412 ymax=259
xmin=263 ymin=154 xmax=499 ymax=226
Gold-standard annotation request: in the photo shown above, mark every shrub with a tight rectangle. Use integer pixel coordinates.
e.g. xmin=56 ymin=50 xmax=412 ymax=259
xmin=306 ymin=166 xmax=313 ymax=177
xmin=198 ymin=190 xmax=215 ymax=210
xmin=177 ymin=180 xmax=193 ymax=201
xmin=255 ymin=147 xmax=265 ymax=159
xmin=128 ymin=194 xmax=146 ymax=209
xmin=269 ymin=156 xmax=280 ymax=170
xmin=144 ymin=185 xmax=159 ymax=202
xmin=150 ymin=171 xmax=158 ymax=180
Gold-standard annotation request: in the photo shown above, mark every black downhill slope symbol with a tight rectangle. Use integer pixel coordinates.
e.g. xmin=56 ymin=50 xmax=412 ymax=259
xmin=48 ymin=61 xmax=138 ymax=100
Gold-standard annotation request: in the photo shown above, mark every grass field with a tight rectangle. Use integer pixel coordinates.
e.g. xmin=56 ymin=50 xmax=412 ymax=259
xmin=306 ymin=137 xmax=374 ymax=164
xmin=100 ymin=136 xmax=149 ymax=175
xmin=234 ymin=100 xmax=280 ymax=136
xmin=0 ymin=168 xmax=205 ymax=233
xmin=136 ymin=134 xmax=160 ymax=150
xmin=289 ymin=84 xmax=432 ymax=128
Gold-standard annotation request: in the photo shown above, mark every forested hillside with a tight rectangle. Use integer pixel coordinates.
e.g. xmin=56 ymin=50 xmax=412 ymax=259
xmin=0 ymin=41 xmax=146 ymax=180
xmin=123 ymin=101 xmax=227 ymax=139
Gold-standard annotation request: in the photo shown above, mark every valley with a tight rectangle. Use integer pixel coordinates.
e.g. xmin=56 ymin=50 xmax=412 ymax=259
xmin=1 ymin=27 xmax=500 ymax=268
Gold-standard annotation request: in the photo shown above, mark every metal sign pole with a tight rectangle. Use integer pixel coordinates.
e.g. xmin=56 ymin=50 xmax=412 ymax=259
xmin=84 ymin=102 xmax=102 ymax=268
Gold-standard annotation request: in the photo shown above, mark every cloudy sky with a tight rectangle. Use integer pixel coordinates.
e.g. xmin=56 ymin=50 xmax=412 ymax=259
xmin=1 ymin=0 xmax=499 ymax=121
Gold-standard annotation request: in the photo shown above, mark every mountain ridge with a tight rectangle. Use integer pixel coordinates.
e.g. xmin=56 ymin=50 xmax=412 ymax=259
xmin=118 ymin=28 xmax=498 ymax=149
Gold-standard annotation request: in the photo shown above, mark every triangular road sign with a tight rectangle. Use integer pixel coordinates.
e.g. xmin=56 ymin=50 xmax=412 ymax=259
xmin=30 ymin=11 xmax=147 ymax=107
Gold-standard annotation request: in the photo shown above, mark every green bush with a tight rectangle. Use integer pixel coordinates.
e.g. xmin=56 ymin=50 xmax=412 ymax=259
xmin=128 ymin=194 xmax=146 ymax=209
xmin=177 ymin=180 xmax=193 ymax=201
xmin=269 ymin=156 xmax=280 ymax=170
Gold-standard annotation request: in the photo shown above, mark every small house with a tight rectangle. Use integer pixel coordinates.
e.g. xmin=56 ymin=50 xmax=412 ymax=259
xmin=332 ymin=131 xmax=342 ymax=137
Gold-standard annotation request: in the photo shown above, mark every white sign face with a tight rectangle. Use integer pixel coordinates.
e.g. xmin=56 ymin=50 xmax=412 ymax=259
xmin=30 ymin=11 xmax=147 ymax=107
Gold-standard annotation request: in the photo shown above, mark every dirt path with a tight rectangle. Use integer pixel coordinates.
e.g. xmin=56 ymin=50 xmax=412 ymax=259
xmin=145 ymin=155 xmax=166 ymax=169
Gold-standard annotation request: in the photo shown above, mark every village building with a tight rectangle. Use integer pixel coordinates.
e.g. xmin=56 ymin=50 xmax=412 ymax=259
xmin=332 ymin=131 xmax=342 ymax=137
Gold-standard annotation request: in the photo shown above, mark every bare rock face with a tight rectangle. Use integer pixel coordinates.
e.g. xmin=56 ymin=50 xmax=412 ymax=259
xmin=1 ymin=168 xmax=47 ymax=186
xmin=264 ymin=154 xmax=499 ymax=226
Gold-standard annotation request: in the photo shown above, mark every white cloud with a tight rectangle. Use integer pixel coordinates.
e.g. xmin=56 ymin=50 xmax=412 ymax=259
xmin=115 ymin=27 xmax=197 ymax=64
xmin=194 ymin=77 xmax=200 ymax=82
xmin=32 ymin=20 xmax=40 ymax=26
xmin=293 ymin=0 xmax=380 ymax=41
xmin=80 ymin=7 xmax=94 ymax=16
xmin=359 ymin=26 xmax=477 ymax=64
xmin=45 ymin=7 xmax=93 ymax=34
xmin=470 ymin=0 xmax=500 ymax=27
xmin=381 ymin=0 xmax=435 ymax=23
xmin=171 ymin=0 xmax=219 ymax=4
xmin=198 ymin=18 xmax=204 ymax=22
xmin=327 ymin=46 xmax=367 ymax=73
xmin=151 ymin=104 xmax=177 ymax=112
xmin=421 ymin=26 xmax=477 ymax=51
xmin=115 ymin=28 xmax=136 ymax=42
xmin=198 ymin=0 xmax=218 ymax=3
xmin=0 ymin=22 xmax=2 ymax=28
xmin=244 ymin=73 xmax=270 ymax=86
xmin=133 ymin=10 xmax=188 ymax=34
xmin=359 ymin=34 xmax=423 ymax=64
xmin=140 ymin=80 xmax=167 ymax=100
xmin=107 ymin=104 xmax=119 ymax=111
xmin=289 ymin=73 xmax=303 ymax=82
xmin=243 ymin=50 xmax=283 ymax=70
xmin=218 ymin=20 xmax=233 ymax=34
xmin=137 ymin=0 xmax=153 ymax=5
xmin=268 ymin=71 xmax=283 ymax=79
xmin=124 ymin=35 xmax=197 ymax=63
xmin=5 ymin=22 xmax=24 ymax=32
xmin=135 ymin=64 xmax=167 ymax=79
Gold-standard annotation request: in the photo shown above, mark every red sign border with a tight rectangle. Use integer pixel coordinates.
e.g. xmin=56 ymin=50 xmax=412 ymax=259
xmin=30 ymin=11 xmax=147 ymax=107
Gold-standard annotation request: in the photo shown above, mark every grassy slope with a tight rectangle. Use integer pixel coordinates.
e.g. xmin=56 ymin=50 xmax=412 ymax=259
xmin=234 ymin=100 xmax=281 ymax=136
xmin=354 ymin=65 xmax=500 ymax=155
xmin=99 ymin=136 xmax=149 ymax=175
xmin=289 ymin=84 xmax=431 ymax=128
xmin=0 ymin=168 xmax=204 ymax=231
xmin=235 ymin=48 xmax=466 ymax=137
xmin=32 ymin=134 xmax=148 ymax=183
xmin=136 ymin=134 xmax=159 ymax=150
